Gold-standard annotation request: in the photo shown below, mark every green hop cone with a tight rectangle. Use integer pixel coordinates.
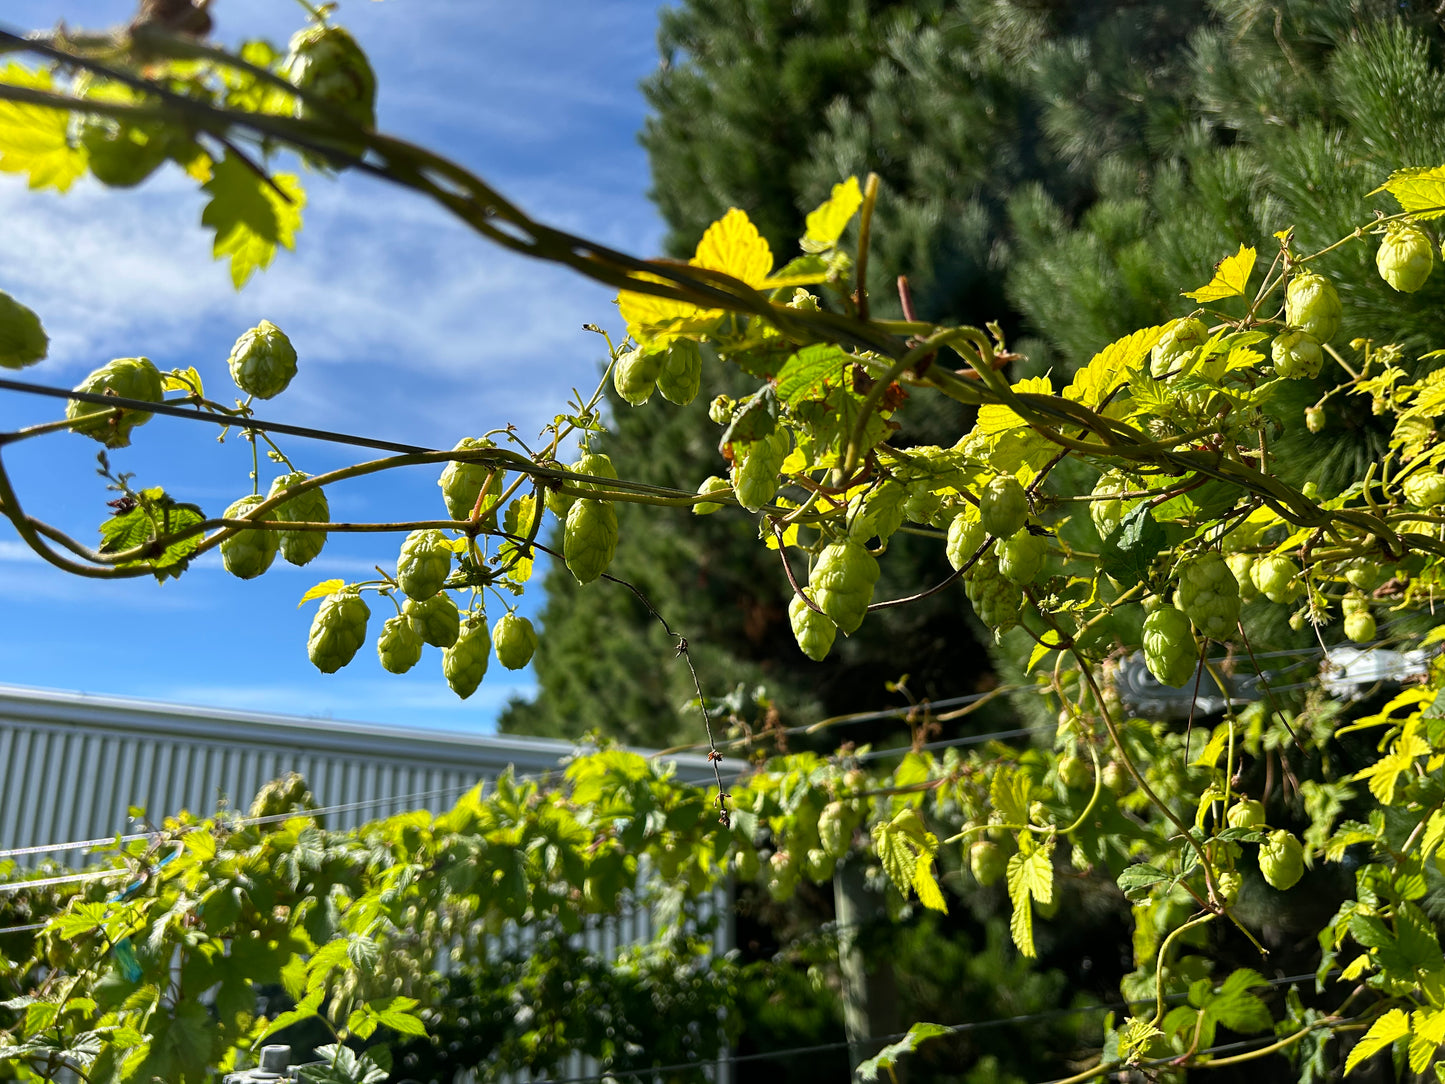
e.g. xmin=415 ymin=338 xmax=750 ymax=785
xmin=612 ymin=347 xmax=663 ymax=406
xmin=1089 ymin=470 xmax=1133 ymax=540
xmin=219 ymin=494 xmax=279 ymax=580
xmin=945 ymin=508 xmax=986 ymax=571
xmin=849 ymin=481 xmax=907 ymax=544
xmin=1176 ymin=552 xmax=1241 ymax=641
xmin=810 ymin=540 xmax=880 ymax=636
xmin=1227 ymin=553 xmax=1257 ymax=601
xmin=979 ymin=474 xmax=1028 ymax=538
xmin=1343 ymin=594 xmax=1376 ymax=643
xmin=998 ymin=529 xmax=1046 ymax=585
xmin=730 ymin=429 xmax=790 ymax=513
xmin=1226 ymin=799 xmax=1266 ymax=829
xmin=227 ymin=321 xmax=298 ymax=400
xmin=443 ymin=613 xmax=490 ymax=699
xmin=65 ymin=356 xmax=163 ymax=447
xmin=1377 ymin=223 xmax=1433 ymax=292
xmin=404 ymin=592 xmax=459 ymax=649
xmin=1270 ymin=330 xmax=1322 ymax=380
xmin=969 ymin=840 xmax=1007 ymax=887
xmin=964 ymin=555 xmax=1022 ymax=635
xmin=1341 ymin=558 xmax=1385 ymax=591
xmin=788 ymin=595 xmax=837 ymax=661
xmin=1149 ymin=317 xmax=1208 ymax=379
xmin=818 ymin=801 xmax=853 ymax=858
xmin=1305 ymin=406 xmax=1325 ymax=433
xmin=657 ymin=338 xmax=702 ymax=405
xmin=1250 ymin=554 xmax=1300 ymax=605
xmin=1057 ymin=754 xmax=1090 ymax=790
xmin=79 ymin=115 xmax=170 ymax=188
xmin=0 ymin=291 xmax=48 ymax=371
xmin=564 ymin=498 xmax=618 ymax=584
xmin=692 ymin=475 xmax=730 ymax=515
xmin=1259 ymin=829 xmax=1304 ymax=891
xmin=284 ymin=24 xmax=377 ymax=131
xmin=1284 ymin=272 xmax=1342 ymax=342
xmin=267 ymin=472 xmax=329 ymax=566
xmin=439 ymin=437 xmax=501 ymax=523
xmin=492 ymin=612 xmax=537 ymax=670
xmin=1404 ymin=471 xmax=1445 ymax=509
xmin=1142 ymin=605 xmax=1197 ymax=688
xmin=570 ymin=451 xmax=619 ymax=495
xmin=376 ymin=614 xmax=424 ymax=675
xmin=1216 ymin=870 xmax=1242 ymax=904
xmin=307 ymin=589 xmax=370 ymax=674
xmin=395 ymin=529 xmax=453 ymax=601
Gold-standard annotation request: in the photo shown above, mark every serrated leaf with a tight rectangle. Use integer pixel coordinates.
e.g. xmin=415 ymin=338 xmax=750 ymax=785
xmin=692 ymin=207 xmax=772 ymax=287
xmin=774 ymin=344 xmax=851 ymax=406
xmin=719 ymin=385 xmax=780 ymax=446
xmin=989 ymin=766 xmax=1031 ymax=828
xmin=1184 ymin=244 xmax=1256 ymax=302
xmin=1207 ymin=969 xmax=1271 ymax=1033
xmin=499 ymin=495 xmax=537 ymax=583
xmin=1345 ymin=1008 xmax=1410 ymax=1075
xmin=0 ymin=64 xmax=87 ymax=191
xmin=801 ymin=176 xmax=863 ymax=252
xmin=1026 ymin=640 xmax=1054 ymax=675
xmin=855 ymin=1022 xmax=951 ymax=1081
xmin=161 ymin=367 xmax=205 ymax=397
xmin=1117 ymin=863 xmax=1170 ymax=903
xmin=976 ymin=375 xmax=1054 ymax=435
xmin=1063 ymin=324 xmax=1168 ymax=409
xmin=763 ymin=253 xmax=830 ymax=288
xmin=298 ymin=579 xmax=345 ymax=607
xmin=201 ymin=153 xmax=305 ymax=288
xmin=96 ymin=487 xmax=205 ymax=583
xmin=1373 ymin=165 xmax=1445 ymax=221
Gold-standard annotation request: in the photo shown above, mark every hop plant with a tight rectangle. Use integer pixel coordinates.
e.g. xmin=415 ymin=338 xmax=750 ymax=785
xmin=492 ymin=612 xmax=537 ymax=670
xmin=998 ymin=529 xmax=1046 ymax=585
xmin=267 ymin=472 xmax=329 ymax=566
xmin=809 ymin=540 xmax=880 ymax=635
xmin=849 ymin=481 xmax=907 ymax=544
xmin=219 ymin=494 xmax=279 ymax=579
xmin=376 ymin=614 xmax=423 ymax=675
xmin=65 ymin=357 xmax=163 ymax=447
xmin=818 ymin=801 xmax=854 ymax=858
xmin=1376 ymin=223 xmax=1433 ymax=292
xmin=1250 ymin=554 xmax=1300 ymax=605
xmin=308 ymin=589 xmax=370 ymax=674
xmin=443 ymin=613 xmax=490 ymax=699
xmin=612 ymin=347 xmax=664 ymax=406
xmin=227 ymin=321 xmax=298 ymax=400
xmin=1149 ymin=317 xmax=1208 ymax=378
xmin=1404 ymin=471 xmax=1445 ymax=509
xmin=1175 ymin=553 xmax=1241 ymax=641
xmin=964 ymin=554 xmax=1022 ymax=635
xmin=284 ymin=23 xmax=377 ymax=130
xmin=0 ymin=290 xmax=48 ymax=370
xmin=1089 ymin=471 xmax=1133 ymax=540
xmin=1226 ymin=553 xmax=1257 ymax=601
xmin=1270 ymin=330 xmax=1323 ymax=380
xmin=979 ymin=474 xmax=1028 ymax=538
xmin=730 ymin=429 xmax=790 ymax=512
xmin=78 ymin=115 xmax=171 ymax=188
xmin=1143 ymin=605 xmax=1197 ymax=688
xmin=1284 ymin=272 xmax=1342 ymax=342
xmin=570 ymin=451 xmax=619 ymax=495
xmin=395 ymin=529 xmax=453 ymax=601
xmin=788 ymin=595 xmax=837 ymax=661
xmin=1226 ymin=799 xmax=1266 ymax=829
xmin=969 ymin=840 xmax=1007 ymax=886
xmin=692 ymin=476 xmax=730 ymax=515
xmin=404 ymin=592 xmax=460 ymax=649
xmin=1259 ymin=829 xmax=1304 ymax=891
xmin=657 ymin=338 xmax=702 ymax=405
xmin=1343 ymin=593 xmax=1376 ymax=644
xmin=439 ymin=438 xmax=501 ymax=523
xmin=564 ymin=498 xmax=618 ymax=584
xmin=945 ymin=508 xmax=987 ymax=571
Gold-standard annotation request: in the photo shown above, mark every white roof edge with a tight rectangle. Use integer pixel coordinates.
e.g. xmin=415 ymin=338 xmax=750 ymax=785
xmin=0 ymin=684 xmax=741 ymax=776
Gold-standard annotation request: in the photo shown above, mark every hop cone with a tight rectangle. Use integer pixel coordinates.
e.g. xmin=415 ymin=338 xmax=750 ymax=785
xmin=267 ymin=471 xmax=329 ymax=566
xmin=443 ymin=613 xmax=490 ymax=699
xmin=228 ymin=321 xmax=298 ymax=400
xmin=219 ymin=494 xmax=279 ymax=580
xmin=308 ymin=590 xmax=370 ymax=674
xmin=66 ymin=357 xmax=163 ymax=447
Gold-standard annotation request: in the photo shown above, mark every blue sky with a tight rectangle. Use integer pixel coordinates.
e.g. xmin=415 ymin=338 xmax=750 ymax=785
xmin=0 ymin=1 xmax=668 ymax=731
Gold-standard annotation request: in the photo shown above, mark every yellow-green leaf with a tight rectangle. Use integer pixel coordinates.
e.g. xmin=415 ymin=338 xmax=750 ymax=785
xmin=976 ymin=375 xmax=1054 ymax=435
xmin=0 ymin=64 xmax=87 ymax=191
xmin=200 ymin=153 xmax=305 ymax=289
xmin=1184 ymin=244 xmax=1256 ymax=303
xmin=692 ymin=207 xmax=773 ymax=287
xmin=1373 ymin=165 xmax=1445 ymax=221
xmin=1063 ymin=324 xmax=1168 ymax=409
xmin=989 ymin=765 xmax=1031 ymax=828
xmin=1345 ymin=1008 xmax=1410 ymax=1075
xmin=162 ymin=367 xmax=205 ymax=397
xmin=801 ymin=176 xmax=863 ymax=252
xmin=298 ymin=579 xmax=345 ymax=607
